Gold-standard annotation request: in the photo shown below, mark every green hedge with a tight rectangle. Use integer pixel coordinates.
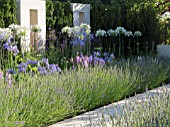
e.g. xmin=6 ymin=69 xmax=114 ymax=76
xmin=46 ymin=0 xmax=73 ymax=34
xmin=0 ymin=0 xmax=17 ymax=28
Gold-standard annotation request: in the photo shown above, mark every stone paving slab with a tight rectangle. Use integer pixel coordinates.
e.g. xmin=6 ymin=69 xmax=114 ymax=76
xmin=49 ymin=84 xmax=170 ymax=127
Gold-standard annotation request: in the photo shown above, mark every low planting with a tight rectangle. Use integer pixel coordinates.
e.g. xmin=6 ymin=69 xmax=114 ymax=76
xmin=0 ymin=56 xmax=170 ymax=126
xmin=89 ymin=85 xmax=170 ymax=127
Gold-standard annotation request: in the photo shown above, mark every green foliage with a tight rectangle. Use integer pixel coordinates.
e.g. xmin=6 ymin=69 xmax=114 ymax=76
xmin=46 ymin=0 xmax=73 ymax=33
xmin=0 ymin=0 xmax=17 ymax=28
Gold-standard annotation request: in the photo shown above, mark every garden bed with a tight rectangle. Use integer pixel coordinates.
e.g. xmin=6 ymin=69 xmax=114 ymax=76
xmin=0 ymin=56 xmax=170 ymax=127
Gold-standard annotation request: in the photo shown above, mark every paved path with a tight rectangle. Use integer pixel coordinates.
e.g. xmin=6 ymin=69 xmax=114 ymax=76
xmin=49 ymin=84 xmax=170 ymax=127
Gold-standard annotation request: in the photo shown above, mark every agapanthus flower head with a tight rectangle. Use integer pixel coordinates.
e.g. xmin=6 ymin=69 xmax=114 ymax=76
xmin=0 ymin=28 xmax=12 ymax=41
xmin=95 ymin=29 xmax=106 ymax=37
xmin=104 ymin=52 xmax=110 ymax=57
xmin=30 ymin=25 xmax=41 ymax=32
xmin=12 ymin=45 xmax=19 ymax=56
xmin=8 ymin=24 xmax=20 ymax=31
xmin=107 ymin=29 xmax=117 ymax=36
xmin=115 ymin=26 xmax=127 ymax=35
xmin=26 ymin=60 xmax=38 ymax=65
xmin=134 ymin=31 xmax=142 ymax=37
xmin=99 ymin=58 xmax=105 ymax=66
xmin=125 ymin=31 xmax=133 ymax=37
xmin=18 ymin=62 xmax=28 ymax=73
xmin=80 ymin=23 xmax=91 ymax=34
xmin=93 ymin=52 xmax=100 ymax=57
xmin=7 ymin=69 xmax=16 ymax=74
xmin=19 ymin=26 xmax=29 ymax=37
xmin=38 ymin=66 xmax=47 ymax=75
xmin=62 ymin=26 xmax=71 ymax=34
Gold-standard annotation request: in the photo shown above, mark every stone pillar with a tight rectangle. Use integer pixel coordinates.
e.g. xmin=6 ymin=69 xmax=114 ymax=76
xmin=16 ymin=0 xmax=46 ymax=52
xmin=71 ymin=3 xmax=90 ymax=26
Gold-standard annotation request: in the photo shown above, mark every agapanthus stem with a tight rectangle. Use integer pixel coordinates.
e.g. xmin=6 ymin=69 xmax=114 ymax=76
xmin=119 ymin=34 xmax=121 ymax=57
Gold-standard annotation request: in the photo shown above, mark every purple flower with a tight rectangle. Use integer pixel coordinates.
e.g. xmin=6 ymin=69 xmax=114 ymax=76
xmin=7 ymin=69 xmax=16 ymax=74
xmin=56 ymin=66 xmax=61 ymax=72
xmin=93 ymin=52 xmax=100 ymax=57
xmin=89 ymin=55 xmax=93 ymax=64
xmin=0 ymin=70 xmax=3 ymax=79
xmin=6 ymin=73 xmax=13 ymax=86
xmin=18 ymin=62 xmax=28 ymax=73
xmin=99 ymin=58 xmax=105 ymax=66
xmin=91 ymin=33 xmax=95 ymax=40
xmin=38 ymin=66 xmax=47 ymax=75
xmin=12 ymin=45 xmax=19 ymax=56
xmin=75 ymin=56 xmax=81 ymax=64
xmin=41 ymin=58 xmax=49 ymax=66
xmin=26 ymin=60 xmax=38 ymax=65
xmin=49 ymin=64 xmax=57 ymax=74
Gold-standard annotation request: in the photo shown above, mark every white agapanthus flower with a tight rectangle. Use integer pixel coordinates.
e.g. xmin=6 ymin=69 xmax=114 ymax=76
xmin=107 ymin=29 xmax=117 ymax=36
xmin=125 ymin=31 xmax=133 ymax=37
xmin=115 ymin=26 xmax=127 ymax=35
xmin=80 ymin=23 xmax=91 ymax=35
xmin=134 ymin=31 xmax=142 ymax=36
xmin=95 ymin=29 xmax=106 ymax=37
xmin=8 ymin=24 xmax=20 ymax=31
xmin=72 ymin=26 xmax=81 ymax=34
xmin=80 ymin=23 xmax=91 ymax=30
xmin=19 ymin=26 xmax=29 ymax=37
xmin=161 ymin=11 xmax=170 ymax=21
xmin=0 ymin=28 xmax=12 ymax=41
xmin=62 ymin=26 xmax=71 ymax=34
xmin=30 ymin=25 xmax=41 ymax=32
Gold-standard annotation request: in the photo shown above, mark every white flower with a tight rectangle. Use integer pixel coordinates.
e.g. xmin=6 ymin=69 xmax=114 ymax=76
xmin=30 ymin=25 xmax=41 ymax=32
xmin=95 ymin=29 xmax=106 ymax=37
xmin=0 ymin=28 xmax=12 ymax=41
xmin=8 ymin=24 xmax=20 ymax=31
xmin=161 ymin=11 xmax=170 ymax=21
xmin=80 ymin=23 xmax=91 ymax=35
xmin=62 ymin=26 xmax=71 ymax=34
xmin=80 ymin=23 xmax=91 ymax=30
xmin=19 ymin=26 xmax=29 ymax=37
xmin=115 ymin=26 xmax=127 ymax=35
xmin=134 ymin=31 xmax=142 ymax=36
xmin=72 ymin=26 xmax=81 ymax=35
xmin=107 ymin=29 xmax=117 ymax=36
xmin=125 ymin=31 xmax=133 ymax=37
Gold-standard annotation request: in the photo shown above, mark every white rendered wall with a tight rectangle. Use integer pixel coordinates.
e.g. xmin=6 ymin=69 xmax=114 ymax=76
xmin=17 ymin=0 xmax=46 ymax=52
xmin=71 ymin=3 xmax=90 ymax=26
xmin=157 ymin=45 xmax=170 ymax=57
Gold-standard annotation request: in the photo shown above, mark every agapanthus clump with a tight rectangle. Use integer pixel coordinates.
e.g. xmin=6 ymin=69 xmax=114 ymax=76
xmin=73 ymin=52 xmax=108 ymax=68
xmin=107 ymin=29 xmax=117 ymax=37
xmin=38 ymin=58 xmax=61 ymax=75
xmin=115 ymin=27 xmax=127 ymax=35
xmin=95 ymin=29 xmax=106 ymax=37
xmin=18 ymin=62 xmax=28 ymax=73
xmin=62 ymin=24 xmax=91 ymax=56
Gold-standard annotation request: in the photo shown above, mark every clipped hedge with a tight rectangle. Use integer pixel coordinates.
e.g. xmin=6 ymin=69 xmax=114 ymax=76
xmin=0 ymin=0 xmax=17 ymax=28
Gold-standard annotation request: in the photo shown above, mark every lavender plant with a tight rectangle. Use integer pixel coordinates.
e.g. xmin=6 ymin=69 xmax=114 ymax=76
xmin=0 ymin=56 xmax=169 ymax=126
xmin=88 ymin=85 xmax=170 ymax=127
